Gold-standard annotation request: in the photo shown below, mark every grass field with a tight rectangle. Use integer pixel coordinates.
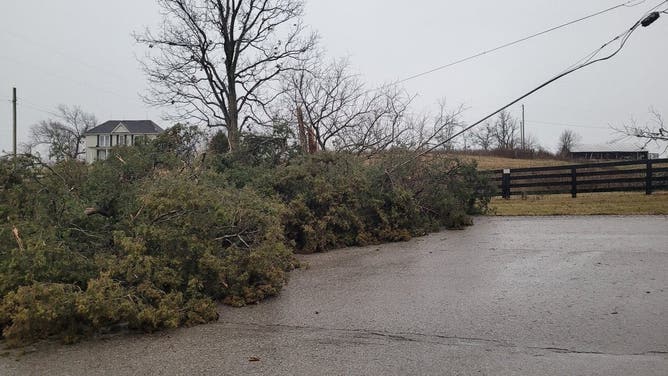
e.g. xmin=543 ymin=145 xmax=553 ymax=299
xmin=456 ymin=155 xmax=567 ymax=170
xmin=490 ymin=191 xmax=668 ymax=216
xmin=459 ymin=155 xmax=668 ymax=216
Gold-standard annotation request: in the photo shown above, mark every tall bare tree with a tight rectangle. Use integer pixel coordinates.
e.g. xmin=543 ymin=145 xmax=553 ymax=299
xmin=398 ymin=102 xmax=466 ymax=152
xmin=136 ymin=0 xmax=317 ymax=152
xmin=471 ymin=122 xmax=495 ymax=151
xmin=431 ymin=101 xmax=466 ymax=151
xmin=29 ymin=105 xmax=97 ymax=161
xmin=492 ymin=110 xmax=518 ymax=150
xmin=333 ymin=89 xmax=413 ymax=155
xmin=282 ymin=57 xmax=412 ymax=154
xmin=557 ymin=129 xmax=580 ymax=156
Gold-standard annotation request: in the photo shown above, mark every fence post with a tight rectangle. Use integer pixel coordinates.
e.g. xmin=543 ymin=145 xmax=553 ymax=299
xmin=646 ymin=160 xmax=653 ymax=195
xmin=571 ymin=167 xmax=577 ymax=198
xmin=502 ymin=169 xmax=511 ymax=199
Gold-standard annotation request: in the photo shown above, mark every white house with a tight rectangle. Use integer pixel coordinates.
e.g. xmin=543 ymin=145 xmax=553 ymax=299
xmin=84 ymin=120 xmax=164 ymax=164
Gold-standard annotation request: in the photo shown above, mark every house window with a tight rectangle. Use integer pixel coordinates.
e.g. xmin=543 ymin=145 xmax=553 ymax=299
xmin=134 ymin=135 xmax=146 ymax=145
xmin=99 ymin=135 xmax=110 ymax=147
xmin=96 ymin=149 xmax=108 ymax=161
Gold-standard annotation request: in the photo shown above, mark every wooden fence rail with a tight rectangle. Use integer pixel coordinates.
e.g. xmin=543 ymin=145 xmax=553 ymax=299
xmin=485 ymin=158 xmax=668 ymax=198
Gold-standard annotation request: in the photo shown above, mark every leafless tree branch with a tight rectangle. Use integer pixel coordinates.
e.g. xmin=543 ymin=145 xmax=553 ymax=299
xmin=611 ymin=107 xmax=667 ymax=154
xmin=135 ymin=0 xmax=317 ymax=152
xmin=28 ymin=105 xmax=97 ymax=161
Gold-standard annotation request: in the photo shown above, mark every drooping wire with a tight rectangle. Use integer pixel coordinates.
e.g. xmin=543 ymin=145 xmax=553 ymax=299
xmin=0 ymin=28 xmax=131 ymax=83
xmin=390 ymin=1 xmax=668 ymax=171
xmin=16 ymin=100 xmax=61 ymax=118
xmin=526 ymin=120 xmax=610 ymax=130
xmin=364 ymin=0 xmax=650 ymax=96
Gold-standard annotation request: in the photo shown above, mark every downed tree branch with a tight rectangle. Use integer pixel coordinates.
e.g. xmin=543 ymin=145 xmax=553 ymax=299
xmin=12 ymin=225 xmax=25 ymax=252
xmin=84 ymin=207 xmax=112 ymax=217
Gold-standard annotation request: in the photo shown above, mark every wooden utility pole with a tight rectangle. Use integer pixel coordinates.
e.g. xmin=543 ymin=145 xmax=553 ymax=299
xmin=12 ymin=87 xmax=17 ymax=157
xmin=521 ymin=104 xmax=525 ymax=150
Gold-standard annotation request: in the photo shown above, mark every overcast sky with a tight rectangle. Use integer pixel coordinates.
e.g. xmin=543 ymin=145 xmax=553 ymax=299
xmin=1 ymin=0 xmax=667 ymax=155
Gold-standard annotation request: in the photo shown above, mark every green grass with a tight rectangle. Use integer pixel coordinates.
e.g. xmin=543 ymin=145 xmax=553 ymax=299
xmin=464 ymin=154 xmax=668 ymax=216
xmin=490 ymin=191 xmax=668 ymax=216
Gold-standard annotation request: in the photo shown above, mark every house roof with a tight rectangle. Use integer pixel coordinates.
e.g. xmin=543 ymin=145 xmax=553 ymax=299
xmin=86 ymin=120 xmax=164 ymax=135
xmin=570 ymin=144 xmax=647 ymax=153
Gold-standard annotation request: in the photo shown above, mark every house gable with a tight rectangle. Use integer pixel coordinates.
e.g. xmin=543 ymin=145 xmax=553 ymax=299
xmin=112 ymin=123 xmax=130 ymax=133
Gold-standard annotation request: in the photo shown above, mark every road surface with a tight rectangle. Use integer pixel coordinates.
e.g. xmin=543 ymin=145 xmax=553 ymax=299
xmin=2 ymin=216 xmax=667 ymax=375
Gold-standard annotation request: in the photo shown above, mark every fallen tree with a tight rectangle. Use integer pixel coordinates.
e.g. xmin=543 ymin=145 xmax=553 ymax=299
xmin=0 ymin=133 xmax=492 ymax=346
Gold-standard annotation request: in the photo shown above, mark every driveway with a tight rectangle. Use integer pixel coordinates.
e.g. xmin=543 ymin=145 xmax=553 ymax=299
xmin=2 ymin=216 xmax=667 ymax=375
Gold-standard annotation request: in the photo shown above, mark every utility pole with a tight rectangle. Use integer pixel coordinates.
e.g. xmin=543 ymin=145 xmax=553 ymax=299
xmin=521 ymin=104 xmax=525 ymax=150
xmin=12 ymin=87 xmax=17 ymax=157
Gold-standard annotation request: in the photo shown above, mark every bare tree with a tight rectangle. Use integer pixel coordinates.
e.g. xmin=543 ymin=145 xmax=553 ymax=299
xmin=557 ymin=129 xmax=581 ymax=156
xmin=522 ymin=133 xmax=541 ymax=152
xmin=471 ymin=122 xmax=495 ymax=151
xmin=398 ymin=102 xmax=466 ymax=152
xmin=492 ymin=110 xmax=519 ymax=150
xmin=332 ymin=89 xmax=413 ymax=155
xmin=459 ymin=126 xmax=474 ymax=151
xmin=29 ymin=105 xmax=97 ymax=161
xmin=613 ymin=107 xmax=667 ymax=152
xmin=432 ymin=101 xmax=465 ymax=151
xmin=136 ymin=0 xmax=317 ymax=152
xmin=282 ymin=57 xmax=412 ymax=154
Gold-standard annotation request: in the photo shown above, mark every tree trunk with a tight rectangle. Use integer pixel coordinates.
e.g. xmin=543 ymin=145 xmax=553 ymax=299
xmin=296 ymin=107 xmax=308 ymax=153
xmin=227 ymin=122 xmax=240 ymax=153
xmin=226 ymin=93 xmax=240 ymax=152
xmin=307 ymin=126 xmax=318 ymax=154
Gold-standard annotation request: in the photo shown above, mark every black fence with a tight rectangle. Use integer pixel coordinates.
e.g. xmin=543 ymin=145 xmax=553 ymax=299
xmin=485 ymin=158 xmax=668 ymax=198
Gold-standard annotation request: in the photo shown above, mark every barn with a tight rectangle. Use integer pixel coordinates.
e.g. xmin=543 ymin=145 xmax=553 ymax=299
xmin=569 ymin=144 xmax=649 ymax=160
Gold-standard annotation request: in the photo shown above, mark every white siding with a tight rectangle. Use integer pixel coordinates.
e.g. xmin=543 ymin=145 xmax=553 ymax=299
xmin=85 ymin=135 xmax=98 ymax=164
xmin=84 ymin=133 xmax=161 ymax=164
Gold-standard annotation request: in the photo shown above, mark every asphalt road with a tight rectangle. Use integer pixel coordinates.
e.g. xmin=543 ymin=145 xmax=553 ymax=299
xmin=2 ymin=216 xmax=667 ymax=375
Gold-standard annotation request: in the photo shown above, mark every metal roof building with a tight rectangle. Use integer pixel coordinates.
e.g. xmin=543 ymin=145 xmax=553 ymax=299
xmin=570 ymin=144 xmax=649 ymax=160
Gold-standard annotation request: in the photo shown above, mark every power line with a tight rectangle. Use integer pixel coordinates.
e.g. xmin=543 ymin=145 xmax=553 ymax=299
xmin=0 ymin=54 xmax=141 ymax=106
xmin=15 ymin=100 xmax=60 ymax=118
xmin=392 ymin=1 xmax=667 ymax=171
xmin=0 ymin=28 xmax=131 ymax=82
xmin=526 ymin=120 xmax=610 ymax=130
xmin=366 ymin=0 xmax=648 ymax=95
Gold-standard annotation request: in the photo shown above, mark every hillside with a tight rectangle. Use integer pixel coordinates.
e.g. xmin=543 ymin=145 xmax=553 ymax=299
xmin=455 ymin=154 xmax=567 ymax=170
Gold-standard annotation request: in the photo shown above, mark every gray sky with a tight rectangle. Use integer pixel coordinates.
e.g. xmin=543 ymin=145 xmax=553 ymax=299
xmin=1 ymin=0 xmax=667 ymax=155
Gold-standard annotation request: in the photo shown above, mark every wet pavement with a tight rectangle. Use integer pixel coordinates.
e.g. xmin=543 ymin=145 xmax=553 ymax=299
xmin=2 ymin=216 xmax=667 ymax=375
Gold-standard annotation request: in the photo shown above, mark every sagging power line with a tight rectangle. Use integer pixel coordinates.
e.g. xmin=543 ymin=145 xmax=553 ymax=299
xmin=391 ymin=1 xmax=667 ymax=171
xmin=527 ymin=120 xmax=610 ymax=130
xmin=365 ymin=0 xmax=649 ymax=95
xmin=0 ymin=28 xmax=131 ymax=82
